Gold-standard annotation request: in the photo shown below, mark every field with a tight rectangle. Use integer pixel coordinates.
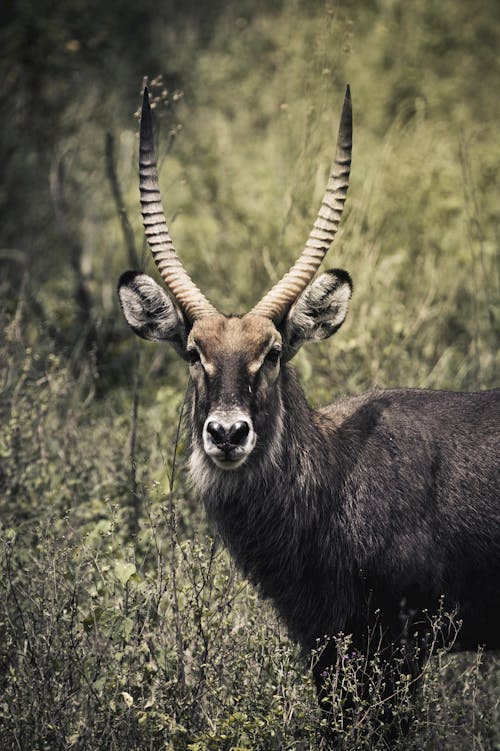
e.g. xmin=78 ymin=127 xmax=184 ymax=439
xmin=1 ymin=1 xmax=499 ymax=748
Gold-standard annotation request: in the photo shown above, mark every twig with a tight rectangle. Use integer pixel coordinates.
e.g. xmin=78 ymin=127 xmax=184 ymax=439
xmin=166 ymin=379 xmax=191 ymax=690
xmin=128 ymin=341 xmax=142 ymax=538
xmin=105 ymin=131 xmax=139 ymax=268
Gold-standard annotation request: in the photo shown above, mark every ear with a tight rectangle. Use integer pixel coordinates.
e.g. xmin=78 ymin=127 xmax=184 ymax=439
xmin=118 ymin=271 xmax=188 ymax=357
xmin=281 ymin=269 xmax=352 ymax=360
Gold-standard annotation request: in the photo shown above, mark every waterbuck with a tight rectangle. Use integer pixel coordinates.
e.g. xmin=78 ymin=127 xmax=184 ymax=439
xmin=118 ymin=87 xmax=500 ymax=736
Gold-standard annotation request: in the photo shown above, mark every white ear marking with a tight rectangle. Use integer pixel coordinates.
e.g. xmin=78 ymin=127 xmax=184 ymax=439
xmin=282 ymin=269 xmax=352 ymax=359
xmin=118 ymin=271 xmax=188 ymax=351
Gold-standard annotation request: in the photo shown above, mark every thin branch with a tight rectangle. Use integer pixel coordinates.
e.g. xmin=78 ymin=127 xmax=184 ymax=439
xmin=105 ymin=131 xmax=138 ymax=268
xmin=128 ymin=341 xmax=142 ymax=538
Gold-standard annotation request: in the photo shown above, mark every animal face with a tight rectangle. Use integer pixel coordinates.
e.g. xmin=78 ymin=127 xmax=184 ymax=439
xmin=187 ymin=314 xmax=281 ymax=469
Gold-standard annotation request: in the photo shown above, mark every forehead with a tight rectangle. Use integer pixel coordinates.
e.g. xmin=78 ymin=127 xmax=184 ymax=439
xmin=189 ymin=313 xmax=279 ymax=359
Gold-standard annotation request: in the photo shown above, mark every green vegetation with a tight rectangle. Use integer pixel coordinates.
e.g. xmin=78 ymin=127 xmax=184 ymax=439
xmin=1 ymin=1 xmax=499 ymax=748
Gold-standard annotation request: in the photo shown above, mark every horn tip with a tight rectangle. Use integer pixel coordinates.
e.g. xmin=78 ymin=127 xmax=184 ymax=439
xmin=340 ymin=84 xmax=352 ymax=134
xmin=140 ymin=86 xmax=153 ymax=141
xmin=141 ymin=87 xmax=151 ymax=112
xmin=142 ymin=86 xmax=151 ymax=112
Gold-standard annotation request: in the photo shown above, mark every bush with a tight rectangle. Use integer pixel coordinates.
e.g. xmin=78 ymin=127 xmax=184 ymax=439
xmin=1 ymin=497 xmax=498 ymax=750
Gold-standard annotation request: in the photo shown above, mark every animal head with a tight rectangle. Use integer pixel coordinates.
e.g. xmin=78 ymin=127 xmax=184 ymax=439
xmin=118 ymin=87 xmax=353 ymax=470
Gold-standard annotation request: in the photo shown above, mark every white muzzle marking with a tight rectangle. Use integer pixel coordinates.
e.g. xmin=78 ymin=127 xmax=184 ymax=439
xmin=203 ymin=410 xmax=256 ymax=470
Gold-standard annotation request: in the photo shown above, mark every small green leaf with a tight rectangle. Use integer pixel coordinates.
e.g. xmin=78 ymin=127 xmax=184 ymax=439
xmin=115 ymin=561 xmax=136 ymax=586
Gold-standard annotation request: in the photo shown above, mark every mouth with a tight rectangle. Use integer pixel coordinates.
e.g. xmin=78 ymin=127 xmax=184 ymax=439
xmin=209 ymin=452 xmax=250 ymax=470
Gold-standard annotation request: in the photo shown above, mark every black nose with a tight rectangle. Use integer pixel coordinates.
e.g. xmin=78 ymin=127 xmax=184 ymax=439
xmin=228 ymin=420 xmax=250 ymax=445
xmin=207 ymin=420 xmax=250 ymax=448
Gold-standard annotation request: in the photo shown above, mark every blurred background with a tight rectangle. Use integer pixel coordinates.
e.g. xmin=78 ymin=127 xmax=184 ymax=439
xmin=0 ymin=1 xmax=499 ymax=748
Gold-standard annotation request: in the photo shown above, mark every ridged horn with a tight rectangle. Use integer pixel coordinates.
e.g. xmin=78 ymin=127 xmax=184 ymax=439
xmin=139 ymin=88 xmax=218 ymax=321
xmin=251 ymin=85 xmax=352 ymax=323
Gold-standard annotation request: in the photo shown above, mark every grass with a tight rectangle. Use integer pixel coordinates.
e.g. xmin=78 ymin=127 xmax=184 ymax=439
xmin=1 ymin=480 xmax=498 ymax=750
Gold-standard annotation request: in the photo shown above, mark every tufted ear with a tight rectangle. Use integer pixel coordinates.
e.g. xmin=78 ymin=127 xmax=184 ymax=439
xmin=118 ymin=271 xmax=189 ymax=358
xmin=281 ymin=269 xmax=352 ymax=361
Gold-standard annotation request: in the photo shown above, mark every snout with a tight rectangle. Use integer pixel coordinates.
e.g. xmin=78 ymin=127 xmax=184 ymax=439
xmin=203 ymin=412 xmax=256 ymax=469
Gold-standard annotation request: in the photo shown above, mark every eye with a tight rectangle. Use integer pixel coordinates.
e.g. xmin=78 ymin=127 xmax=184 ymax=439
xmin=187 ymin=348 xmax=200 ymax=365
xmin=264 ymin=347 xmax=281 ymax=366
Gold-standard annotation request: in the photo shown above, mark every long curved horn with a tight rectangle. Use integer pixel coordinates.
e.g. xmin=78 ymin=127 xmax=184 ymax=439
xmin=139 ymin=88 xmax=218 ymax=321
xmin=250 ymin=85 xmax=352 ymax=323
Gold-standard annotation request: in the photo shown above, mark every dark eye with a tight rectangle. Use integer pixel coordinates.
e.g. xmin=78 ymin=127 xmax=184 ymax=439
xmin=187 ymin=348 xmax=200 ymax=365
xmin=265 ymin=347 xmax=281 ymax=366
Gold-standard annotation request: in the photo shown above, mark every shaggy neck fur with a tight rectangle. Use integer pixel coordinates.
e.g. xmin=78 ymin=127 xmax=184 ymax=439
xmin=189 ymin=365 xmax=362 ymax=651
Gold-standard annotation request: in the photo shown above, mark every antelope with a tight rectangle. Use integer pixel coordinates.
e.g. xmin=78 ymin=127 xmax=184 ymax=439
xmin=118 ymin=87 xmax=500 ymax=737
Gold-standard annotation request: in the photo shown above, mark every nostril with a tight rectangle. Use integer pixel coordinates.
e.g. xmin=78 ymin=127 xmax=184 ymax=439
xmin=228 ymin=420 xmax=250 ymax=446
xmin=207 ymin=421 xmax=227 ymax=446
xmin=206 ymin=418 xmax=251 ymax=453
